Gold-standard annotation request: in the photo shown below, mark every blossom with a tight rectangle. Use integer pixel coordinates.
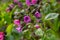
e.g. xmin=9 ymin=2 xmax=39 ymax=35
xmin=24 ymin=16 xmax=31 ymax=23
xmin=17 ymin=2 xmax=23 ymax=8
xmin=26 ymin=0 xmax=37 ymax=6
xmin=9 ymin=4 xmax=15 ymax=9
xmin=31 ymin=0 xmax=37 ymax=5
xmin=0 ymin=32 xmax=4 ymax=40
xmin=6 ymin=7 xmax=11 ymax=13
xmin=14 ymin=19 xmax=20 ymax=26
xmin=13 ymin=0 xmax=19 ymax=4
xmin=16 ymin=26 xmax=22 ymax=32
xmin=26 ymin=0 xmax=32 ymax=6
xmin=6 ymin=4 xmax=14 ymax=13
xmin=36 ymin=19 xmax=40 ymax=23
xmin=35 ymin=24 xmax=40 ymax=29
xmin=34 ymin=11 xmax=41 ymax=18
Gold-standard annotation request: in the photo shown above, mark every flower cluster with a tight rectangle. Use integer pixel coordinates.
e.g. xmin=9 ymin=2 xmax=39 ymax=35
xmin=0 ymin=0 xmax=60 ymax=40
xmin=26 ymin=0 xmax=37 ymax=6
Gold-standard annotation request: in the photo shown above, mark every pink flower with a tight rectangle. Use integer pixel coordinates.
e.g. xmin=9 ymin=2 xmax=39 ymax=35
xmin=6 ymin=7 xmax=11 ymax=13
xmin=14 ymin=19 xmax=20 ymax=26
xmin=34 ymin=11 xmax=41 ymax=18
xmin=24 ymin=16 xmax=31 ymax=23
xmin=9 ymin=4 xmax=15 ymax=9
xmin=35 ymin=24 xmax=40 ymax=29
xmin=6 ymin=4 xmax=14 ymax=13
xmin=26 ymin=0 xmax=32 ymax=6
xmin=31 ymin=0 xmax=37 ymax=5
xmin=16 ymin=26 xmax=22 ymax=32
xmin=17 ymin=2 xmax=23 ymax=8
xmin=0 ymin=32 xmax=4 ymax=40
xmin=36 ymin=19 xmax=40 ymax=23
xmin=13 ymin=0 xmax=19 ymax=4
xmin=26 ymin=0 xmax=37 ymax=6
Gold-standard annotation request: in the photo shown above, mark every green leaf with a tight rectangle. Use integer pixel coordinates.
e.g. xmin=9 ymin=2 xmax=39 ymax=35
xmin=45 ymin=13 xmax=59 ymax=20
xmin=23 ymin=29 xmax=31 ymax=39
xmin=35 ymin=28 xmax=44 ymax=36
xmin=53 ymin=18 xmax=59 ymax=31
xmin=6 ymin=35 xmax=14 ymax=40
xmin=6 ymin=24 xmax=13 ymax=35
xmin=4 ymin=12 xmax=11 ymax=24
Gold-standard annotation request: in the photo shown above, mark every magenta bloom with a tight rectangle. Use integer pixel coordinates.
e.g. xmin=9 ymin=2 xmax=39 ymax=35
xmin=6 ymin=7 xmax=11 ymax=13
xmin=36 ymin=19 xmax=40 ymax=23
xmin=13 ymin=0 xmax=19 ymax=4
xmin=35 ymin=11 xmax=41 ymax=18
xmin=17 ymin=2 xmax=23 ymax=8
xmin=16 ymin=26 xmax=22 ymax=32
xmin=26 ymin=0 xmax=37 ymax=6
xmin=35 ymin=24 xmax=40 ymax=29
xmin=26 ymin=0 xmax=32 ymax=6
xmin=14 ymin=19 xmax=20 ymax=26
xmin=31 ymin=0 xmax=37 ymax=5
xmin=6 ymin=4 xmax=14 ymax=13
xmin=0 ymin=32 xmax=4 ymax=40
xmin=9 ymin=4 xmax=14 ymax=9
xmin=24 ymin=16 xmax=31 ymax=23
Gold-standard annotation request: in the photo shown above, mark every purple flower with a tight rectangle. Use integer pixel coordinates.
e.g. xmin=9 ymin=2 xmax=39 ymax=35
xmin=14 ymin=19 xmax=20 ymax=26
xmin=26 ymin=0 xmax=37 ymax=6
xmin=26 ymin=0 xmax=32 ymax=6
xmin=6 ymin=4 xmax=14 ymax=13
xmin=31 ymin=0 xmax=37 ymax=5
xmin=9 ymin=4 xmax=15 ymax=9
xmin=13 ymin=0 xmax=19 ymax=4
xmin=24 ymin=16 xmax=31 ymax=23
xmin=17 ymin=2 xmax=23 ymax=8
xmin=34 ymin=11 xmax=41 ymax=18
xmin=0 ymin=32 xmax=4 ymax=40
xmin=16 ymin=26 xmax=22 ymax=32
xmin=35 ymin=24 xmax=40 ymax=29
xmin=36 ymin=19 xmax=40 ymax=23
xmin=6 ymin=7 xmax=11 ymax=13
